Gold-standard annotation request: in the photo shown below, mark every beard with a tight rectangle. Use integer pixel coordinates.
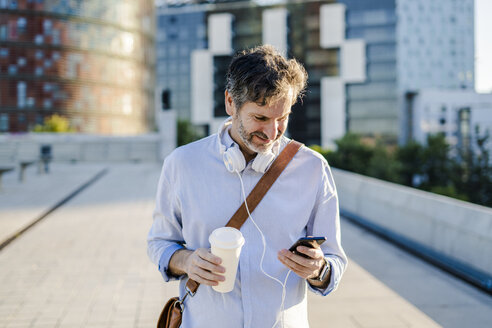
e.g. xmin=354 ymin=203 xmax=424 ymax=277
xmin=236 ymin=114 xmax=282 ymax=154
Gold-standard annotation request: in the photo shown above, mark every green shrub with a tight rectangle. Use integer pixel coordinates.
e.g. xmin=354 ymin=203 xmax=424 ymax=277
xmin=309 ymin=145 xmax=332 ymax=158
xmin=396 ymin=140 xmax=424 ymax=187
xmin=367 ymin=142 xmax=402 ymax=184
xmin=325 ymin=133 xmax=374 ymax=175
xmin=177 ymin=119 xmax=203 ymax=146
xmin=32 ymin=114 xmax=75 ymax=133
xmin=429 ymin=185 xmax=469 ymax=202
xmin=309 ymin=131 xmax=491 ymax=207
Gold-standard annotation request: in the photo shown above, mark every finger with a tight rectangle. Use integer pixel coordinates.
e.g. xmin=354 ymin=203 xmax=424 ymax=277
xmin=197 ymin=248 xmax=223 ymax=265
xmin=278 ymin=252 xmax=312 ymax=278
xmin=278 ymin=255 xmax=310 ymax=279
xmin=194 ymin=256 xmax=226 ymax=274
xmin=192 ymin=267 xmax=226 ymax=285
xmin=189 ymin=272 xmax=222 ymax=286
xmin=284 ymin=249 xmax=319 ymax=269
xmin=188 ymin=263 xmax=225 ymax=286
xmin=279 ymin=254 xmax=321 ymax=280
xmin=296 ymin=246 xmax=324 ymax=260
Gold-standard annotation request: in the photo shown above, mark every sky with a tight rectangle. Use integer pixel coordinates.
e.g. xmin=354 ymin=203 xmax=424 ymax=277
xmin=475 ymin=0 xmax=492 ymax=93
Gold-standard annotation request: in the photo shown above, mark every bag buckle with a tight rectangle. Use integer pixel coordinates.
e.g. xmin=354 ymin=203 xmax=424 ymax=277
xmin=179 ymin=285 xmax=196 ymax=307
xmin=173 ymin=299 xmax=184 ymax=313
xmin=185 ymin=285 xmax=196 ymax=297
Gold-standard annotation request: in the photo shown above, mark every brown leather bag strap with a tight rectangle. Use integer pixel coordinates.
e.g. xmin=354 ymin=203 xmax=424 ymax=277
xmin=225 ymin=140 xmax=302 ymax=229
xmin=185 ymin=140 xmax=303 ymax=295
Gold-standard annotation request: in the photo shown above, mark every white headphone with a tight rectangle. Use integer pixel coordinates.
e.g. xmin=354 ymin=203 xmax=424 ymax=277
xmin=217 ymin=118 xmax=277 ymax=174
xmin=217 ymin=118 xmax=291 ymax=327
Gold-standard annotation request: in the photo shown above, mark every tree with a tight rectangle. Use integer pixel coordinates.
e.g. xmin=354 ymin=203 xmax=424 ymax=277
xmin=311 ymin=131 xmax=491 ymax=207
xmin=177 ymin=119 xmax=203 ymax=146
xmin=367 ymin=141 xmax=402 ymax=184
xmin=32 ymin=114 xmax=75 ymax=133
xmin=420 ymin=133 xmax=452 ymax=189
xmin=325 ymin=133 xmax=374 ymax=175
xmin=452 ymin=126 xmax=492 ymax=206
xmin=396 ymin=140 xmax=425 ymax=187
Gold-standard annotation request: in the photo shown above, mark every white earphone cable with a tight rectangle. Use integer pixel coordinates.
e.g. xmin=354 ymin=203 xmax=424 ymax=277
xmin=236 ymin=171 xmax=292 ymax=328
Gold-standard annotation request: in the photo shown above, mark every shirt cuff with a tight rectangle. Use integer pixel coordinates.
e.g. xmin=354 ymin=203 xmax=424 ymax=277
xmin=307 ymin=258 xmax=338 ymax=296
xmin=158 ymin=244 xmax=186 ymax=282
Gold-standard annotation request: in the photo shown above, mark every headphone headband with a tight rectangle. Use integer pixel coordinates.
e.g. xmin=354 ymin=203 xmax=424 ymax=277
xmin=217 ymin=118 xmax=278 ymax=173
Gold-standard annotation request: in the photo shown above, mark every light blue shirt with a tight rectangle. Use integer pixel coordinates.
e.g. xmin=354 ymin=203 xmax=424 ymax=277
xmin=147 ymin=128 xmax=347 ymax=328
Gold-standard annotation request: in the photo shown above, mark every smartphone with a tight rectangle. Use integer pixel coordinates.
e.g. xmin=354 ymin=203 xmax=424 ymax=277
xmin=288 ymin=236 xmax=326 ymax=258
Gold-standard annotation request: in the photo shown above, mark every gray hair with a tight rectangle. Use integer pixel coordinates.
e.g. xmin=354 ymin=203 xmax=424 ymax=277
xmin=225 ymin=45 xmax=308 ymax=111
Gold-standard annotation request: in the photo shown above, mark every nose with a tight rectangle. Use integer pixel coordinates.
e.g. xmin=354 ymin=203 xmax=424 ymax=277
xmin=264 ymin=121 xmax=278 ymax=141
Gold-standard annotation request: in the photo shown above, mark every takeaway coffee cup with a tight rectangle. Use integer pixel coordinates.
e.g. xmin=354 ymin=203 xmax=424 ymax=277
xmin=209 ymin=227 xmax=245 ymax=293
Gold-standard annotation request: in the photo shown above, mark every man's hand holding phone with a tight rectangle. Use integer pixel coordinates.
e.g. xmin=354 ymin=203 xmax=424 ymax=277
xmin=277 ymin=237 xmax=328 ymax=281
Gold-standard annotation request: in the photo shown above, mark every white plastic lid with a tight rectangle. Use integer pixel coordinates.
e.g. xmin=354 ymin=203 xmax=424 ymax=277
xmin=209 ymin=227 xmax=245 ymax=249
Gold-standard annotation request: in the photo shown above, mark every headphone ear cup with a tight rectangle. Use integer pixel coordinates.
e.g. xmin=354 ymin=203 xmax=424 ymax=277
xmin=252 ymin=152 xmax=276 ymax=173
xmin=223 ymin=145 xmax=246 ymax=173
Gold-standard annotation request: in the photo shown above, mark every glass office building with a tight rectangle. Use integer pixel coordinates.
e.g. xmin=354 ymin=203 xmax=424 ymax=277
xmin=340 ymin=0 xmax=474 ymax=141
xmin=156 ymin=0 xmax=474 ymax=145
xmin=0 ymin=0 xmax=155 ymax=134
xmin=156 ymin=7 xmax=207 ymax=119
xmin=340 ymin=0 xmax=398 ymax=137
xmin=158 ymin=0 xmax=337 ymax=145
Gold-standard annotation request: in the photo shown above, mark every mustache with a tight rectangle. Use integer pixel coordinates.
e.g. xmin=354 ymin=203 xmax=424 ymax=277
xmin=250 ymin=131 xmax=282 ymax=142
xmin=251 ymin=131 xmax=269 ymax=140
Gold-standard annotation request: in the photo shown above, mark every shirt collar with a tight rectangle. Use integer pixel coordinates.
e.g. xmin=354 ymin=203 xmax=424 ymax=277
xmin=217 ymin=117 xmax=283 ymax=159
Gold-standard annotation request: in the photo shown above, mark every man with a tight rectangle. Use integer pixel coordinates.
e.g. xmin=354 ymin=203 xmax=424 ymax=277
xmin=147 ymin=45 xmax=347 ymax=328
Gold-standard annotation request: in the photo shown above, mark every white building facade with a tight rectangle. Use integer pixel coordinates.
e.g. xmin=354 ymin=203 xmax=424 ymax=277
xmin=410 ymin=89 xmax=492 ymax=158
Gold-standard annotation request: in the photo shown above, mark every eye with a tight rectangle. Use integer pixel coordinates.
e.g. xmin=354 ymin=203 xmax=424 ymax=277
xmin=280 ymin=114 xmax=290 ymax=121
xmin=254 ymin=116 xmax=267 ymax=121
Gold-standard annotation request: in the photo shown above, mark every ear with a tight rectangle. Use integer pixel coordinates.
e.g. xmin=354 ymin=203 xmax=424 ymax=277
xmin=225 ymin=90 xmax=235 ymax=116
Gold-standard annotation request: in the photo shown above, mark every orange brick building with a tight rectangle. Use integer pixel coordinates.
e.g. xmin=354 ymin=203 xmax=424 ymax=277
xmin=0 ymin=0 xmax=155 ymax=134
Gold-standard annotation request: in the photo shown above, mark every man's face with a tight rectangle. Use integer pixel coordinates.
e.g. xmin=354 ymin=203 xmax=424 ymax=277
xmin=225 ymin=91 xmax=292 ymax=157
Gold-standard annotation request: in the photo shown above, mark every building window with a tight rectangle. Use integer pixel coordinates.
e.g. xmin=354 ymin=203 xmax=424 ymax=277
xmin=17 ymin=81 xmax=26 ymax=108
xmin=458 ymin=107 xmax=471 ymax=154
xmin=8 ymin=64 xmax=17 ymax=75
xmin=27 ymin=97 xmax=35 ymax=108
xmin=17 ymin=57 xmax=26 ymax=66
xmin=43 ymin=99 xmax=52 ymax=109
xmin=0 ymin=25 xmax=6 ymax=40
xmin=0 ymin=114 xmax=8 ymax=131
xmin=35 ymin=35 xmax=44 ymax=44
xmin=43 ymin=19 xmax=52 ymax=34
xmin=43 ymin=83 xmax=53 ymax=92
xmin=36 ymin=114 xmax=43 ymax=125
xmin=52 ymin=29 xmax=60 ymax=44
xmin=17 ymin=17 xmax=27 ymax=33
xmin=158 ymin=16 xmax=166 ymax=28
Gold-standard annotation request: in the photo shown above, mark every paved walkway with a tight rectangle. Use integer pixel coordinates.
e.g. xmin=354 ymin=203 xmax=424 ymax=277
xmin=0 ymin=163 xmax=491 ymax=327
xmin=0 ymin=162 xmax=106 ymax=244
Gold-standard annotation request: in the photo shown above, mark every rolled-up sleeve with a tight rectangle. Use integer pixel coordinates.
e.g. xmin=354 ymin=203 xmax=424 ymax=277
xmin=157 ymin=244 xmax=185 ymax=282
xmin=307 ymin=160 xmax=348 ymax=296
xmin=147 ymin=156 xmax=186 ymax=282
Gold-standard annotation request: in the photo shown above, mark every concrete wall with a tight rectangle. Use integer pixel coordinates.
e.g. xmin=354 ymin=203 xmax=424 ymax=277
xmin=0 ymin=133 xmax=163 ymax=163
xmin=332 ymin=168 xmax=492 ymax=283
